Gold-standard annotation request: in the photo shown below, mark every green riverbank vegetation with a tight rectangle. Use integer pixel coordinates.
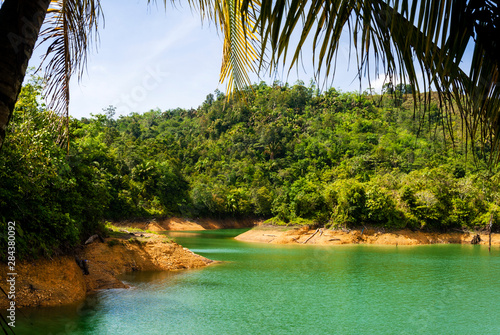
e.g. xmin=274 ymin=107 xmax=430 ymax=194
xmin=1 ymin=77 xmax=499 ymax=258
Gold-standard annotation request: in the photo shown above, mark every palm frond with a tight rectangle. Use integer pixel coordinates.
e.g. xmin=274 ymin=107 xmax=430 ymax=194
xmin=217 ymin=0 xmax=260 ymax=93
xmin=38 ymin=0 xmax=102 ymax=148
xmin=151 ymin=0 xmax=260 ymax=93
xmin=245 ymin=0 xmax=499 ymax=162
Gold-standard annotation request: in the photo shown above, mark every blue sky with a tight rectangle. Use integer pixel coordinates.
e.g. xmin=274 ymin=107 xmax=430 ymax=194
xmin=27 ymin=2 xmax=407 ymax=119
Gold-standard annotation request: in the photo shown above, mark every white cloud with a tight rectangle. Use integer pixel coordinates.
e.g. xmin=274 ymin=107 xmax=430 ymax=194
xmin=368 ymin=76 xmax=389 ymax=94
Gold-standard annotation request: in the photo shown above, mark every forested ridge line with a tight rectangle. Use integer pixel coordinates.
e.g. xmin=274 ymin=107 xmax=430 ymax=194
xmin=1 ymin=78 xmax=498 ymax=258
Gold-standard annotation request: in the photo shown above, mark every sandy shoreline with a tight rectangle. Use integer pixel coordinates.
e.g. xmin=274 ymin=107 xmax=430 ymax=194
xmin=234 ymin=225 xmax=500 ymax=246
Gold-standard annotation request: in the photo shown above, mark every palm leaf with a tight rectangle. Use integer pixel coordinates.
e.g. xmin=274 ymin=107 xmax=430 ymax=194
xmin=243 ymin=0 xmax=499 ymax=162
xmin=151 ymin=0 xmax=261 ymax=94
xmin=217 ymin=0 xmax=260 ymax=93
xmin=36 ymin=0 xmax=499 ymax=162
xmin=38 ymin=0 xmax=102 ymax=149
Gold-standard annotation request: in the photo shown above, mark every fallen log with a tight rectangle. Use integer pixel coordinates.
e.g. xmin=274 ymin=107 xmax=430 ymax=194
xmin=303 ymin=228 xmax=320 ymax=244
xmin=85 ymin=234 xmax=104 ymax=245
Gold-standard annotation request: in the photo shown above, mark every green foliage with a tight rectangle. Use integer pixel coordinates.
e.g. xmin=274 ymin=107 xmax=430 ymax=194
xmin=365 ymin=183 xmax=403 ymax=228
xmin=0 ymin=77 xmax=104 ymax=258
xmin=327 ymin=179 xmax=366 ymax=227
xmin=2 ymin=78 xmax=499 ymax=258
xmin=288 ymin=177 xmax=325 ymax=220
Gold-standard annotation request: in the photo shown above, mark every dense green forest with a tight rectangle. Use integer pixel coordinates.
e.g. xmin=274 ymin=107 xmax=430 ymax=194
xmin=1 ymin=76 xmax=499 ymax=258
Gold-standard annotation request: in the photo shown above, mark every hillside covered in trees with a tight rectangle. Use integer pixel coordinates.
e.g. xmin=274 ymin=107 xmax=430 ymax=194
xmin=1 ymin=77 xmax=499 ymax=258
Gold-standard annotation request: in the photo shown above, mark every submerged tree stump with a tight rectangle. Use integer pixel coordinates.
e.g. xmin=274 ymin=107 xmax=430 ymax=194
xmin=471 ymin=234 xmax=481 ymax=245
xmin=488 ymin=216 xmax=493 ymax=252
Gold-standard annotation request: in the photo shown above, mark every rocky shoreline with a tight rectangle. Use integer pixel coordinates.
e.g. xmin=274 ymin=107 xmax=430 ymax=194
xmin=0 ymin=216 xmax=259 ymax=309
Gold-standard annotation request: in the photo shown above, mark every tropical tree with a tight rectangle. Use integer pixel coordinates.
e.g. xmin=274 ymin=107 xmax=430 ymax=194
xmin=0 ymin=0 xmax=256 ymax=149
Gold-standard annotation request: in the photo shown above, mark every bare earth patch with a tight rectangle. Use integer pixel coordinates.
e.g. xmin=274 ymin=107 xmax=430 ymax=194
xmin=235 ymin=225 xmax=500 ymax=246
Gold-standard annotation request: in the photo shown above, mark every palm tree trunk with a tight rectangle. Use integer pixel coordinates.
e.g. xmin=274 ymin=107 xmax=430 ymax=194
xmin=0 ymin=0 xmax=51 ymax=150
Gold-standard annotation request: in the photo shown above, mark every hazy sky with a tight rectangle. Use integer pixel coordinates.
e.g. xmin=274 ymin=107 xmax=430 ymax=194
xmin=27 ymin=2 xmax=407 ymax=119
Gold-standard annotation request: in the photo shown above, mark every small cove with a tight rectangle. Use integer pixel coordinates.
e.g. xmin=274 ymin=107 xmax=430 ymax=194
xmin=15 ymin=229 xmax=500 ymax=334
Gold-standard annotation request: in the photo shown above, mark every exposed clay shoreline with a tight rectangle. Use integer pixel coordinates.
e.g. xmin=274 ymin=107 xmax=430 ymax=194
xmin=115 ymin=216 xmax=258 ymax=231
xmin=235 ymin=225 xmax=500 ymax=246
xmin=0 ymin=231 xmax=214 ymax=309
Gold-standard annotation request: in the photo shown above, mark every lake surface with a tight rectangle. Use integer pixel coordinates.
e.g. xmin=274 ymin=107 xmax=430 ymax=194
xmin=16 ymin=229 xmax=500 ymax=334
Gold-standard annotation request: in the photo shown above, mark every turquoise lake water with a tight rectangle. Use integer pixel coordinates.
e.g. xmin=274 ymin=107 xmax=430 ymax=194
xmin=15 ymin=229 xmax=500 ymax=334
